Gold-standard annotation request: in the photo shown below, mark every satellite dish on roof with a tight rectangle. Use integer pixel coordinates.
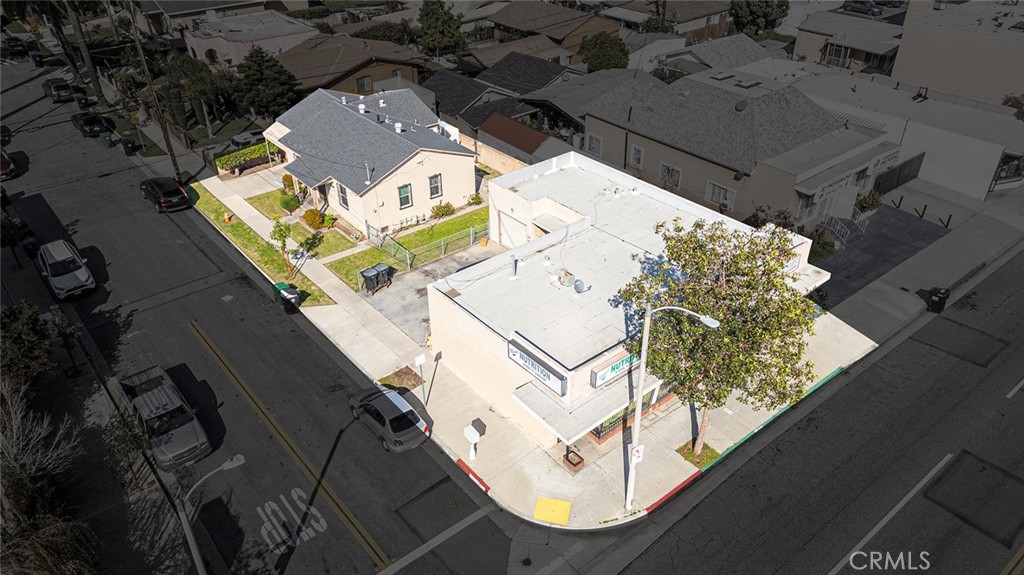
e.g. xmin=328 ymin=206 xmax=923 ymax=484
xmin=574 ymin=279 xmax=589 ymax=294
xmin=735 ymin=100 xmax=748 ymax=112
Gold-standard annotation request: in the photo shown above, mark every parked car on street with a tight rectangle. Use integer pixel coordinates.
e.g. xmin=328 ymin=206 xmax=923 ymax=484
xmin=36 ymin=239 xmax=95 ymax=299
xmin=141 ymin=177 xmax=190 ymax=213
xmin=873 ymin=0 xmax=903 ymax=6
xmin=122 ymin=366 xmax=212 ymax=471
xmin=1 ymin=125 xmax=11 ymax=147
xmin=42 ymin=78 xmax=75 ymax=103
xmin=71 ymin=112 xmax=109 ymax=137
xmin=229 ymin=130 xmax=265 ymax=149
xmin=842 ymin=0 xmax=884 ymax=16
xmin=350 ymin=383 xmax=430 ymax=453
xmin=1 ymin=149 xmax=16 ymax=180
xmin=2 ymin=37 xmax=28 ymax=57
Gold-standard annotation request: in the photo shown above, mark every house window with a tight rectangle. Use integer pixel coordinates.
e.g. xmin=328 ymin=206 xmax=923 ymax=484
xmin=660 ymin=163 xmax=681 ymax=189
xmin=392 ymin=69 xmax=402 ymax=78
xmin=586 ymin=133 xmax=602 ymax=157
xmin=705 ymin=181 xmax=736 ymax=210
xmin=356 ymin=76 xmax=373 ymax=93
xmin=797 ymin=194 xmax=818 ymax=223
xmin=398 ymin=184 xmax=412 ymax=209
xmin=629 ymin=144 xmax=643 ymax=168
xmin=429 ymin=174 xmax=443 ymax=198
xmin=337 ymin=185 xmax=349 ymax=210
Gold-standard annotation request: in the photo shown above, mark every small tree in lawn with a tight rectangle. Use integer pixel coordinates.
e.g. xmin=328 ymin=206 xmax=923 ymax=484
xmin=235 ymin=46 xmax=300 ymax=119
xmin=270 ymin=218 xmax=293 ymax=274
xmin=1 ymin=214 xmax=27 ymax=268
xmin=580 ymin=32 xmax=629 ymax=71
xmin=49 ymin=305 xmax=81 ymax=375
xmin=731 ymin=0 xmax=790 ymax=37
xmin=289 ymin=232 xmax=324 ymax=278
xmin=418 ymin=0 xmax=465 ymax=57
xmin=0 ymin=302 xmax=53 ymax=392
xmin=617 ymin=219 xmax=816 ymax=455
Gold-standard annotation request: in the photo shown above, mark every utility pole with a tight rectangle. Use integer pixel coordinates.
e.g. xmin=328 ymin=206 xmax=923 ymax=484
xmin=64 ymin=0 xmax=109 ymax=108
xmin=127 ymin=1 xmax=181 ymax=181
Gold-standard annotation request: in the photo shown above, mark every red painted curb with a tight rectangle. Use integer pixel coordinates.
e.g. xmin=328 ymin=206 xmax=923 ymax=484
xmin=645 ymin=469 xmax=702 ymax=513
xmin=456 ymin=459 xmax=491 ymax=493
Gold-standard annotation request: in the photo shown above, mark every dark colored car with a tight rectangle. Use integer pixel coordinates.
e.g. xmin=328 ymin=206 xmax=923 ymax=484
xmin=2 ymin=37 xmax=28 ymax=57
xmin=141 ymin=177 xmax=190 ymax=213
xmin=0 ymin=125 xmax=11 ymax=147
xmin=71 ymin=112 xmax=109 ymax=137
xmin=874 ymin=0 xmax=903 ymax=6
xmin=42 ymin=78 xmax=75 ymax=103
xmin=1 ymin=149 xmax=17 ymax=181
xmin=842 ymin=0 xmax=884 ymax=16
xmin=229 ymin=130 xmax=265 ymax=149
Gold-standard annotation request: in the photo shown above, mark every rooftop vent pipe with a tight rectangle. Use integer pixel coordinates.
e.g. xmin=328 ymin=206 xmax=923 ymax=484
xmin=395 ymin=122 xmax=403 ymax=133
xmin=358 ymin=103 xmax=366 ymax=113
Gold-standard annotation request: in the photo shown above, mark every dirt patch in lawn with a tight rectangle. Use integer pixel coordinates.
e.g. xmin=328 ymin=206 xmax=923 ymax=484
xmin=676 ymin=442 xmax=720 ymax=469
xmin=380 ymin=366 xmax=422 ymax=391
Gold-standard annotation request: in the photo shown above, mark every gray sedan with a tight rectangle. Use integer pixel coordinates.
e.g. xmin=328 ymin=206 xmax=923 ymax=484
xmin=349 ymin=384 xmax=430 ymax=453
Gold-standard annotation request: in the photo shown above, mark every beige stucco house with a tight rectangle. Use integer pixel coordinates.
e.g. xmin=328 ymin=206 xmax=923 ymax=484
xmin=794 ymin=11 xmax=902 ymax=74
xmin=184 ymin=10 xmax=318 ymax=68
xmin=427 ymin=152 xmax=829 ymax=450
xmin=265 ymin=89 xmax=476 ymax=239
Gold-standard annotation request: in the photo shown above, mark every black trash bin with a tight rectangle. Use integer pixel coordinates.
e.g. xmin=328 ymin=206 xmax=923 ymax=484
xmin=927 ymin=287 xmax=951 ymax=313
xmin=372 ymin=263 xmax=393 ymax=289
xmin=361 ymin=267 xmax=379 ymax=294
xmin=29 ymin=51 xmax=42 ymax=67
xmin=121 ymin=138 xmax=136 ymax=156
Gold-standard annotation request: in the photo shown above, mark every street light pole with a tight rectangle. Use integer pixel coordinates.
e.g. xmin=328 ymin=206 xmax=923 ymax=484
xmin=175 ymin=455 xmax=245 ymax=575
xmin=625 ymin=305 xmax=719 ymax=511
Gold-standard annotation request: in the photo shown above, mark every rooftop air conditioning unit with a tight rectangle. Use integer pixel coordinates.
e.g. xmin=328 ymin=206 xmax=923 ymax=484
xmin=557 ymin=268 xmax=575 ymax=287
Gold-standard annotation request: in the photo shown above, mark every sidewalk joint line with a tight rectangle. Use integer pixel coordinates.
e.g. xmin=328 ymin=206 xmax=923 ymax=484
xmin=1006 ymin=378 xmax=1024 ymax=399
xmin=378 ymin=504 xmax=494 ymax=575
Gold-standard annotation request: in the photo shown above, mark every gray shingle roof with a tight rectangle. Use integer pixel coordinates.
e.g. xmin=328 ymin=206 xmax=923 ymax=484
xmin=459 ymin=98 xmax=538 ymax=130
xmin=149 ymin=0 xmax=262 ymax=16
xmin=421 ymin=71 xmax=494 ymax=116
xmin=522 ymin=68 xmax=661 ymax=124
xmin=488 ymin=1 xmax=594 ymax=41
xmin=476 ymin=52 xmax=577 ymax=95
xmin=584 ymin=78 xmax=844 ymax=174
xmin=278 ymin=90 xmax=472 ymax=194
xmin=682 ymin=34 xmax=771 ymax=69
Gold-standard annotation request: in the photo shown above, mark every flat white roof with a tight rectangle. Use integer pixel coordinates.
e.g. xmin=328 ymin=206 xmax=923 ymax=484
xmin=766 ymin=123 xmax=885 ymax=176
xmin=433 ymin=153 xmax=822 ymax=370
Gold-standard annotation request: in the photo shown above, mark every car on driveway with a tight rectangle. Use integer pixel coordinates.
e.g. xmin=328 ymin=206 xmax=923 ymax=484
xmin=842 ymin=0 xmax=884 ymax=16
xmin=350 ymin=383 xmax=430 ymax=452
xmin=229 ymin=130 xmax=265 ymax=149
xmin=874 ymin=0 xmax=903 ymax=6
xmin=71 ymin=112 xmax=109 ymax=137
xmin=42 ymin=79 xmax=75 ymax=103
xmin=1 ymin=149 xmax=16 ymax=181
xmin=37 ymin=239 xmax=95 ymax=299
xmin=141 ymin=177 xmax=190 ymax=213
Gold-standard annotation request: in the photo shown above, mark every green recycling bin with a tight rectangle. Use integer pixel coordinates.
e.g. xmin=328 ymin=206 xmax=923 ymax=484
xmin=273 ymin=282 xmax=290 ymax=303
xmin=100 ymin=132 xmax=113 ymax=148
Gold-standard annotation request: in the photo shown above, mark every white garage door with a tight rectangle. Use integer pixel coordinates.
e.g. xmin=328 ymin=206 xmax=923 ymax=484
xmin=498 ymin=212 xmax=528 ymax=248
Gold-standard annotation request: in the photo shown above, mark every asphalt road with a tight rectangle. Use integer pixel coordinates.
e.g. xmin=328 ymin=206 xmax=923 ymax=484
xmin=623 ymin=251 xmax=1024 ymax=575
xmin=2 ymin=60 xmax=512 ymax=575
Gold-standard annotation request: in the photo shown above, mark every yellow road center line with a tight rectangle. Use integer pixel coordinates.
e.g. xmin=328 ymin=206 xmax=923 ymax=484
xmin=188 ymin=320 xmax=392 ymax=570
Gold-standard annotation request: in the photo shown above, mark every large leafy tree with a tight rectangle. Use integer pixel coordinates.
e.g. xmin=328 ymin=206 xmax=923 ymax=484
xmin=617 ymin=219 xmax=816 ymax=455
xmin=235 ymin=46 xmax=300 ymax=119
xmin=580 ymin=32 xmax=629 ymax=71
xmin=354 ymin=20 xmax=418 ymax=46
xmin=1 ymin=0 xmax=81 ymax=83
xmin=0 ymin=302 xmax=53 ymax=392
xmin=417 ymin=0 xmax=464 ymax=57
xmin=731 ymin=0 xmax=790 ymax=37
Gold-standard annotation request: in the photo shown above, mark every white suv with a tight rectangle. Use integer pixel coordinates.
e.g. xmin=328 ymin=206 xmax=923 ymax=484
xmin=37 ymin=240 xmax=95 ymax=299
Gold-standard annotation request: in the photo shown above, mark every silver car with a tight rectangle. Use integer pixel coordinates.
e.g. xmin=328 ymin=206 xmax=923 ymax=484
xmin=123 ymin=366 xmax=212 ymax=471
xmin=37 ymin=240 xmax=95 ymax=299
xmin=350 ymin=384 xmax=430 ymax=452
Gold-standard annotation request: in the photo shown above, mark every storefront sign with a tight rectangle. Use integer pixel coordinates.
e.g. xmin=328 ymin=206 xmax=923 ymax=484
xmin=508 ymin=341 xmax=567 ymax=396
xmin=815 ymin=173 xmax=852 ymax=202
xmin=872 ymin=149 xmax=900 ymax=174
xmin=591 ymin=353 xmax=640 ymax=388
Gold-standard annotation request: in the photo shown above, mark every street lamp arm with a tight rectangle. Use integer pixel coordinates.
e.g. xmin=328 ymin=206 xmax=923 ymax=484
xmin=184 ymin=467 xmax=223 ymax=502
xmin=650 ymin=305 xmax=721 ymax=328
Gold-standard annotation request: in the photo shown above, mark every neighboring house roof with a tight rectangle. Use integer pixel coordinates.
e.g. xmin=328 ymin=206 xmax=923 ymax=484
xmin=188 ymin=10 xmax=315 ymax=43
xmin=476 ymin=52 xmax=579 ymax=95
xmin=470 ymin=35 xmax=572 ymax=68
xmin=141 ymin=0 xmax=263 ymax=16
xmin=375 ymin=76 xmax=436 ymax=111
xmin=371 ymin=6 xmax=420 ymax=25
xmin=277 ymin=89 xmax=471 ymax=194
xmin=680 ymin=34 xmax=770 ymax=68
xmin=798 ymin=11 xmax=903 ymax=56
xmin=619 ymin=30 xmax=682 ymax=53
xmin=488 ymin=1 xmax=595 ymax=41
xmin=584 ymin=78 xmax=844 ymax=174
xmin=478 ymin=113 xmax=548 ymax=154
xmin=600 ymin=6 xmax=649 ymax=25
xmin=628 ymin=38 xmax=689 ymax=71
xmin=522 ymin=68 xmax=661 ymax=124
xmin=462 ymin=1 xmax=511 ymax=23
xmin=277 ymin=35 xmax=425 ymax=92
xmin=422 ymin=70 xmax=509 ymax=116
xmin=459 ymin=98 xmax=537 ymax=130
xmin=604 ymin=0 xmax=731 ymax=23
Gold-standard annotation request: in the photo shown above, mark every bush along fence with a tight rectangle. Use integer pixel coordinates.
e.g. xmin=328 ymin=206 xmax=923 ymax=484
xmin=213 ymin=142 xmax=284 ymax=175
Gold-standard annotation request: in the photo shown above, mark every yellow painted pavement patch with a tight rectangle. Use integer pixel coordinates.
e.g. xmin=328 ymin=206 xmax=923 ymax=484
xmin=534 ymin=497 xmax=572 ymax=525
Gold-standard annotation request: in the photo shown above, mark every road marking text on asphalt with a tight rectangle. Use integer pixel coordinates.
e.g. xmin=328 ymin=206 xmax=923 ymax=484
xmin=188 ymin=320 xmax=391 ymax=570
xmin=378 ymin=504 xmax=495 ymax=575
xmin=826 ymin=453 xmax=954 ymax=575
xmin=257 ymin=487 xmax=329 ymax=554
xmin=1007 ymin=378 xmax=1024 ymax=399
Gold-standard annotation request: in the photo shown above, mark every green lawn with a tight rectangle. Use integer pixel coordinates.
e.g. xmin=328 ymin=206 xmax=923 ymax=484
xmin=188 ymin=183 xmax=333 ymax=305
xmin=395 ymin=207 xmax=488 ymax=249
xmin=677 ymin=442 xmax=721 ymax=469
xmin=326 ymin=248 xmax=407 ymax=291
xmin=110 ymin=115 xmax=164 ymax=157
xmin=290 ymin=224 xmax=355 ymax=258
xmin=246 ymin=190 xmax=288 ymax=220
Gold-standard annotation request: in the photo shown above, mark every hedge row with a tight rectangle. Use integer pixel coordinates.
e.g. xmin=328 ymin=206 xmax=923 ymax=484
xmin=215 ymin=142 xmax=281 ymax=170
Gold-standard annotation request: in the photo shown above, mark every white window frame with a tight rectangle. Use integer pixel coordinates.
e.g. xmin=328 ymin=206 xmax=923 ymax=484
xmin=586 ymin=133 xmax=602 ymax=157
xmin=398 ymin=183 xmax=412 ymax=209
xmin=337 ymin=184 xmax=349 ymax=210
xmin=796 ymin=194 xmax=819 ymax=223
xmin=705 ymin=181 xmax=736 ymax=210
xmin=660 ymin=162 xmax=681 ymax=189
xmin=629 ymin=144 xmax=644 ymax=168
xmin=429 ymin=174 xmax=443 ymax=199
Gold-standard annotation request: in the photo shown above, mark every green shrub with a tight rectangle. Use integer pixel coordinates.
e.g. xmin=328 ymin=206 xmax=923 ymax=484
xmin=323 ymin=213 xmax=337 ymax=228
xmin=303 ymin=209 xmax=324 ymax=228
xmin=466 ymin=193 xmax=483 ymax=206
xmin=855 ymin=189 xmax=883 ymax=212
xmin=282 ymin=174 xmax=295 ymax=193
xmin=279 ymin=194 xmax=300 ymax=213
xmin=285 ymin=6 xmax=332 ymax=18
xmin=215 ymin=142 xmax=281 ymax=170
xmin=431 ymin=202 xmax=455 ymax=219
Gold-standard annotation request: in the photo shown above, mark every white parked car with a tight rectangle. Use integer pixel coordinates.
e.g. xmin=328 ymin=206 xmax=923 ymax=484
xmin=37 ymin=240 xmax=95 ymax=299
xmin=349 ymin=383 xmax=430 ymax=453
